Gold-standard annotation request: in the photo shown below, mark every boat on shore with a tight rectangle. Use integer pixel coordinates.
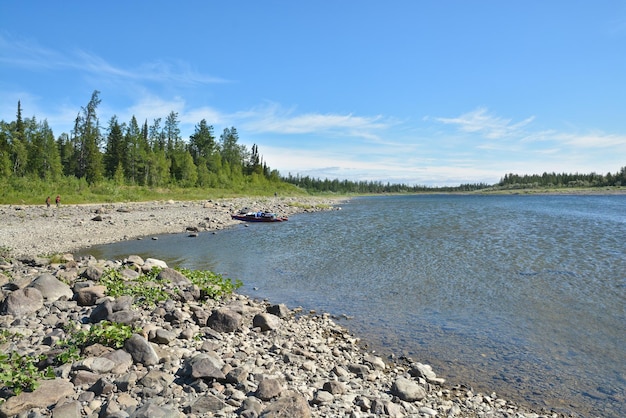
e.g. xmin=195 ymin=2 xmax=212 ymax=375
xmin=231 ymin=211 xmax=288 ymax=222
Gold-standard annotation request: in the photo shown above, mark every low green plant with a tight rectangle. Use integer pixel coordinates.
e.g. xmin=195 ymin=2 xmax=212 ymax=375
xmin=55 ymin=321 xmax=137 ymax=365
xmin=0 ymin=352 xmax=54 ymax=395
xmin=177 ymin=268 xmax=242 ymax=300
xmin=0 ymin=330 xmax=22 ymax=345
xmin=100 ymin=268 xmax=171 ymax=308
xmin=69 ymin=321 xmax=136 ymax=349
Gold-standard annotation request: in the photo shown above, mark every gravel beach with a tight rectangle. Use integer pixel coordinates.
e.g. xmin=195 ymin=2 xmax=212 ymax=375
xmin=0 ymin=197 xmax=570 ymax=417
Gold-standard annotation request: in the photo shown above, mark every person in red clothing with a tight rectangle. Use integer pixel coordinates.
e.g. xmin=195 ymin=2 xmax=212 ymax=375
xmin=55 ymin=195 xmax=60 ymax=207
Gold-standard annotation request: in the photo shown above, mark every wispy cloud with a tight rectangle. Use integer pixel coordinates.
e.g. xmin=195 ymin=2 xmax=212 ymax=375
xmin=238 ymin=103 xmax=389 ymax=141
xmin=432 ymin=107 xmax=535 ymax=139
xmin=0 ymin=34 xmax=228 ymax=85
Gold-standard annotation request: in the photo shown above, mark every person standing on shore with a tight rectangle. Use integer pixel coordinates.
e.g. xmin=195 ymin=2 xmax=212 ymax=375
xmin=55 ymin=195 xmax=60 ymax=208
xmin=46 ymin=196 xmax=51 ymax=207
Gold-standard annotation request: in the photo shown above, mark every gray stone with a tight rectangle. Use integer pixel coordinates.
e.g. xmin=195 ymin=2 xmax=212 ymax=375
xmin=259 ymin=391 xmax=311 ymax=418
xmin=74 ymin=357 xmax=116 ymax=374
xmin=139 ymin=370 xmax=175 ymax=396
xmin=1 ymin=287 xmax=44 ymax=316
xmin=51 ymin=400 xmax=81 ymax=418
xmin=156 ymin=268 xmax=192 ymax=286
xmin=74 ymin=285 xmax=107 ymax=306
xmin=108 ymin=309 xmax=141 ymax=325
xmin=130 ymin=401 xmax=181 ymax=418
xmin=0 ymin=378 xmax=74 ymax=417
xmin=266 ymin=303 xmax=290 ymax=318
xmin=186 ymin=393 xmax=228 ymax=414
xmin=183 ymin=353 xmax=226 ymax=380
xmin=391 ymin=377 xmax=427 ymax=402
xmin=207 ymin=308 xmax=242 ymax=333
xmin=29 ymin=273 xmax=73 ymax=301
xmin=152 ymin=329 xmax=177 ymax=344
xmin=102 ymin=349 xmax=133 ymax=374
xmin=81 ymin=266 xmax=104 ymax=281
xmin=124 ymin=334 xmax=159 ymax=366
xmin=255 ymin=378 xmax=283 ymax=401
xmin=322 ymin=380 xmax=346 ymax=395
xmin=226 ymin=366 xmax=249 ymax=384
xmin=89 ymin=300 xmax=113 ymax=322
xmin=252 ymin=313 xmax=281 ymax=332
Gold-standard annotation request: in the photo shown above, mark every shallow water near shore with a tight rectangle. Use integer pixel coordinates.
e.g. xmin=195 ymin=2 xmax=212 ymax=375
xmin=80 ymin=194 xmax=626 ymax=417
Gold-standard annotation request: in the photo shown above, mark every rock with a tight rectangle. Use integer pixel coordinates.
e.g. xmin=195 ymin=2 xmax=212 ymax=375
xmin=253 ymin=312 xmax=281 ymax=331
xmin=124 ymin=334 xmax=159 ymax=366
xmin=267 ymin=303 xmax=290 ymax=318
xmin=156 ymin=268 xmax=191 ymax=286
xmin=0 ymin=287 xmax=44 ymax=316
xmin=182 ymin=353 xmax=226 ymax=380
xmin=323 ymin=380 xmax=346 ymax=395
xmin=91 ymin=215 xmax=103 ymax=221
xmin=74 ymin=285 xmax=107 ymax=306
xmin=0 ymin=378 xmax=74 ymax=417
xmin=138 ymin=370 xmax=175 ymax=396
xmin=259 ymin=391 xmax=311 ymax=418
xmin=81 ymin=266 xmax=104 ymax=281
xmin=186 ymin=393 xmax=228 ymax=414
xmin=28 ymin=273 xmax=73 ymax=301
xmin=129 ymin=401 xmax=181 ymax=418
xmin=51 ymin=400 xmax=81 ymax=418
xmin=207 ymin=308 xmax=242 ymax=333
xmin=255 ymin=378 xmax=283 ymax=401
xmin=142 ymin=258 xmax=167 ymax=272
xmin=391 ymin=377 xmax=427 ymax=402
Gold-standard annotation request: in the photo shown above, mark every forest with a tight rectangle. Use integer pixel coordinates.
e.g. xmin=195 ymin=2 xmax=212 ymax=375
xmin=0 ymin=90 xmax=624 ymax=200
xmin=0 ymin=91 xmax=279 ymax=190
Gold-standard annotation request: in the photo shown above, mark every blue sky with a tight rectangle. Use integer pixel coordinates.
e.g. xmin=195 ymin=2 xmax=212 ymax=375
xmin=1 ymin=1 xmax=625 ymax=186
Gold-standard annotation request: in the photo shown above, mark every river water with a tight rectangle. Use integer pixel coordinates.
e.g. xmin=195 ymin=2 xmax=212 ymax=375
xmin=80 ymin=194 xmax=626 ymax=417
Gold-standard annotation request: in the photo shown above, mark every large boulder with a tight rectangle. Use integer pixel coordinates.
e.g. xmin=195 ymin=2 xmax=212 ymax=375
xmin=124 ymin=334 xmax=159 ymax=366
xmin=391 ymin=377 xmax=427 ymax=402
xmin=0 ymin=287 xmax=44 ymax=316
xmin=0 ymin=378 xmax=74 ymax=417
xmin=207 ymin=308 xmax=242 ymax=333
xmin=28 ymin=273 xmax=73 ymax=302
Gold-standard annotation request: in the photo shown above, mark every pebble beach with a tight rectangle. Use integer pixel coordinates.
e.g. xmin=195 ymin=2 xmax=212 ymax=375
xmin=0 ymin=197 xmax=572 ymax=417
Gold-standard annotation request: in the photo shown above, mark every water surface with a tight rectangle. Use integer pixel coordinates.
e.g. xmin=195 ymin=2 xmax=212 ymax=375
xmin=80 ymin=194 xmax=626 ymax=417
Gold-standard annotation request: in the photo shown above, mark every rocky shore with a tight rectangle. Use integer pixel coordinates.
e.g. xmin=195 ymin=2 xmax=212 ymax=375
xmin=0 ymin=198 xmax=566 ymax=417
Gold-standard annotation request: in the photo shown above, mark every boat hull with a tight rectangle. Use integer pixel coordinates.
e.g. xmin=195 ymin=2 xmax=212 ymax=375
xmin=231 ymin=214 xmax=288 ymax=222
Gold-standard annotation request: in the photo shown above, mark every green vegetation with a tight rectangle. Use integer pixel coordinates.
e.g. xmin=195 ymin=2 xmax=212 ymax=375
xmin=0 ymin=92 xmax=296 ymax=205
xmin=0 ymin=352 xmax=55 ymax=395
xmin=100 ymin=266 xmax=241 ymax=307
xmin=100 ymin=267 xmax=171 ymax=308
xmin=176 ymin=267 xmax=243 ymax=300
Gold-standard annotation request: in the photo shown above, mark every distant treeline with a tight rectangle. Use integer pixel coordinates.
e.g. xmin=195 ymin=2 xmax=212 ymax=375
xmin=0 ymin=91 xmax=281 ymax=189
xmin=281 ymin=173 xmax=491 ymax=193
xmin=498 ymin=169 xmax=626 ymax=189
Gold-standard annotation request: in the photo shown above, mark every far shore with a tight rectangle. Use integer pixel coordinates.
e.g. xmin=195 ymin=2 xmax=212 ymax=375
xmin=0 ymin=196 xmax=345 ymax=259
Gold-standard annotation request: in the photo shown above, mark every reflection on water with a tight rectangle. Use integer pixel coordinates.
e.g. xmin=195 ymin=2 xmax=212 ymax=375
xmin=80 ymin=194 xmax=626 ymax=417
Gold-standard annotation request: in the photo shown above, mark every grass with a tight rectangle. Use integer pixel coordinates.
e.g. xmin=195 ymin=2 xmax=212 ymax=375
xmin=0 ymin=176 xmax=309 ymax=205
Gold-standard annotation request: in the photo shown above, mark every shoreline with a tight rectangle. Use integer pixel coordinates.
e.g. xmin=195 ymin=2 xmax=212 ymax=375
xmin=0 ymin=197 xmax=572 ymax=417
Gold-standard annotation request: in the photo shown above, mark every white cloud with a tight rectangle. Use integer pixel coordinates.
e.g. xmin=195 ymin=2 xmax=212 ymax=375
xmin=238 ymin=103 xmax=389 ymax=141
xmin=433 ymin=107 xmax=535 ymax=139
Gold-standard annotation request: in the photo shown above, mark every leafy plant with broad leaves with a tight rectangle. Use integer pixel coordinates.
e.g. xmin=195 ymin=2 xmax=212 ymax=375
xmin=0 ymin=352 xmax=55 ymax=395
xmin=176 ymin=267 xmax=243 ymax=300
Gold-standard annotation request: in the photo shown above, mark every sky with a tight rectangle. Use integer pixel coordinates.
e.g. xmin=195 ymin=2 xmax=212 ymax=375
xmin=1 ymin=1 xmax=625 ymax=186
